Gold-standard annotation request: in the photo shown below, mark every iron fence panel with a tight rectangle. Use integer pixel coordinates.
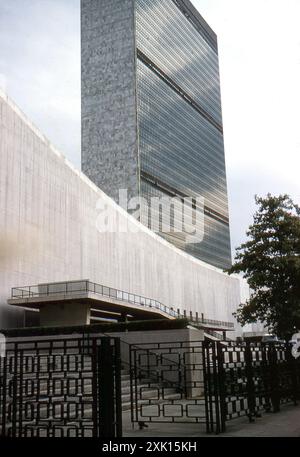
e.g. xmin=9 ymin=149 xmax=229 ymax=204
xmin=0 ymin=335 xmax=122 ymax=438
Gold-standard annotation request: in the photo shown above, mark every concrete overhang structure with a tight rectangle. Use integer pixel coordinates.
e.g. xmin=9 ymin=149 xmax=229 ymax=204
xmin=8 ymin=280 xmax=236 ymax=330
xmin=8 ymin=280 xmax=177 ymax=326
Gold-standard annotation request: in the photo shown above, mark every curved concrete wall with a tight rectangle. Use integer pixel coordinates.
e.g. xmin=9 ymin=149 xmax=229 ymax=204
xmin=0 ymin=90 xmax=243 ymax=331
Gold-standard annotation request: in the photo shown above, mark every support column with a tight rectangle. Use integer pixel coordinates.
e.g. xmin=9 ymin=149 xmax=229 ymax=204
xmin=39 ymin=302 xmax=91 ymax=327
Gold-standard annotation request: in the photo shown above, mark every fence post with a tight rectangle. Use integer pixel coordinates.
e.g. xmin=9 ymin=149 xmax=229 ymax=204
xmin=91 ymin=339 xmax=99 ymax=438
xmin=286 ymin=342 xmax=298 ymax=406
xmin=245 ymin=342 xmax=256 ymax=422
xmin=261 ymin=343 xmax=272 ymax=412
xmin=202 ymin=341 xmax=212 ymax=433
xmin=207 ymin=341 xmax=226 ymax=434
xmin=129 ymin=345 xmax=136 ymax=427
xmin=0 ymin=355 xmax=7 ymax=437
xmin=97 ymin=338 xmax=122 ymax=437
xmin=216 ymin=342 xmax=227 ymax=433
xmin=114 ymin=339 xmax=123 ymax=438
xmin=269 ymin=345 xmax=280 ymax=413
xmin=203 ymin=341 xmax=217 ymax=433
xmin=11 ymin=343 xmax=18 ymax=437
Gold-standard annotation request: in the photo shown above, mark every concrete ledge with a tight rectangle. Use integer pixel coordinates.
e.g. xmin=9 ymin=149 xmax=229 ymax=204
xmin=8 ymin=292 xmax=176 ymax=324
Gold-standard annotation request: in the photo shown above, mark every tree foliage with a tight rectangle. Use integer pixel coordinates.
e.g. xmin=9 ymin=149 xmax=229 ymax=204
xmin=228 ymin=194 xmax=300 ymax=339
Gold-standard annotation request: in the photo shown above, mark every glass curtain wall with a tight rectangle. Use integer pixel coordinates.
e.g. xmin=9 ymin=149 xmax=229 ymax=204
xmin=136 ymin=0 xmax=231 ymax=269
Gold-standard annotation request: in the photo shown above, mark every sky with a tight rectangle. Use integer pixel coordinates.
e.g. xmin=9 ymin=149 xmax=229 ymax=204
xmin=0 ymin=0 xmax=299 ymax=258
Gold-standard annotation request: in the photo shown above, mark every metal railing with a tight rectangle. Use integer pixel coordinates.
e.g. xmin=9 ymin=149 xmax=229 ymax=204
xmin=190 ymin=316 xmax=234 ymax=329
xmin=11 ymin=280 xmax=234 ymax=329
xmin=205 ymin=329 xmax=234 ymax=342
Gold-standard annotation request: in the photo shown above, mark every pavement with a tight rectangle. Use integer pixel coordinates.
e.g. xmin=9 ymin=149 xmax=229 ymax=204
xmin=123 ymin=404 xmax=300 ymax=437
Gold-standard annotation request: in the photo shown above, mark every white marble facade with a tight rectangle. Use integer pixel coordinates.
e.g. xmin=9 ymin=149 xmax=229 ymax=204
xmin=0 ymin=89 xmax=245 ymax=333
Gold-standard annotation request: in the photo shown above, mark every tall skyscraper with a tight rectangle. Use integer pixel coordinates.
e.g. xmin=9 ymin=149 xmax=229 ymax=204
xmin=81 ymin=0 xmax=232 ymax=270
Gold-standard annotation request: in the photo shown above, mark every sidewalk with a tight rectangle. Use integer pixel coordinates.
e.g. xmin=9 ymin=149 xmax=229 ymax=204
xmin=123 ymin=404 xmax=300 ymax=437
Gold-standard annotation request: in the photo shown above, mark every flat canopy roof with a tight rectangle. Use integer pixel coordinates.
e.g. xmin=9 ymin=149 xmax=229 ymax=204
xmin=8 ymin=292 xmax=175 ymax=321
xmin=8 ymin=280 xmax=235 ymax=330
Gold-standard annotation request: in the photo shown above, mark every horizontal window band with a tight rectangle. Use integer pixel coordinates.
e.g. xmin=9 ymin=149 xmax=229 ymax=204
xmin=172 ymin=0 xmax=218 ymax=54
xmin=140 ymin=170 xmax=229 ymax=226
xmin=137 ymin=49 xmax=223 ymax=134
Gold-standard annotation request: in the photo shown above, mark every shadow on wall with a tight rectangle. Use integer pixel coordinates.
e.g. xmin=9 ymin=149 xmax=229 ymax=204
xmin=0 ymin=229 xmax=47 ymax=329
xmin=0 ymin=227 xmax=46 ymax=264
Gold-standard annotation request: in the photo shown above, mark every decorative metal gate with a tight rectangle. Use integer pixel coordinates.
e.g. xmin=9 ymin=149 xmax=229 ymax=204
xmin=129 ymin=341 xmax=222 ymax=433
xmin=129 ymin=340 xmax=300 ymax=434
xmin=0 ymin=335 xmax=122 ymax=437
xmin=207 ymin=340 xmax=300 ymax=432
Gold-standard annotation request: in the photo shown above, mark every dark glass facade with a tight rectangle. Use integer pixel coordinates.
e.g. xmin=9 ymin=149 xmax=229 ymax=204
xmin=136 ymin=0 xmax=231 ymax=269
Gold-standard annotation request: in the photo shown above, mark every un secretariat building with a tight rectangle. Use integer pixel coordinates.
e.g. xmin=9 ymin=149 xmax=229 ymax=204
xmin=82 ymin=0 xmax=231 ymax=270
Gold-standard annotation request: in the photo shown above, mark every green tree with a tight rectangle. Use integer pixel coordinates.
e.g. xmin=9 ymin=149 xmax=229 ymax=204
xmin=228 ymin=194 xmax=300 ymax=340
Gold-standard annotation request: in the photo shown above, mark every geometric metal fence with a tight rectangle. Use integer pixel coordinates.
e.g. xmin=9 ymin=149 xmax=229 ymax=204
xmin=0 ymin=336 xmax=122 ymax=438
xmin=1 ymin=335 xmax=299 ymax=437
xmin=130 ymin=340 xmax=300 ymax=434
xmin=205 ymin=341 xmax=300 ymax=433
xmin=129 ymin=341 xmax=220 ymax=433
